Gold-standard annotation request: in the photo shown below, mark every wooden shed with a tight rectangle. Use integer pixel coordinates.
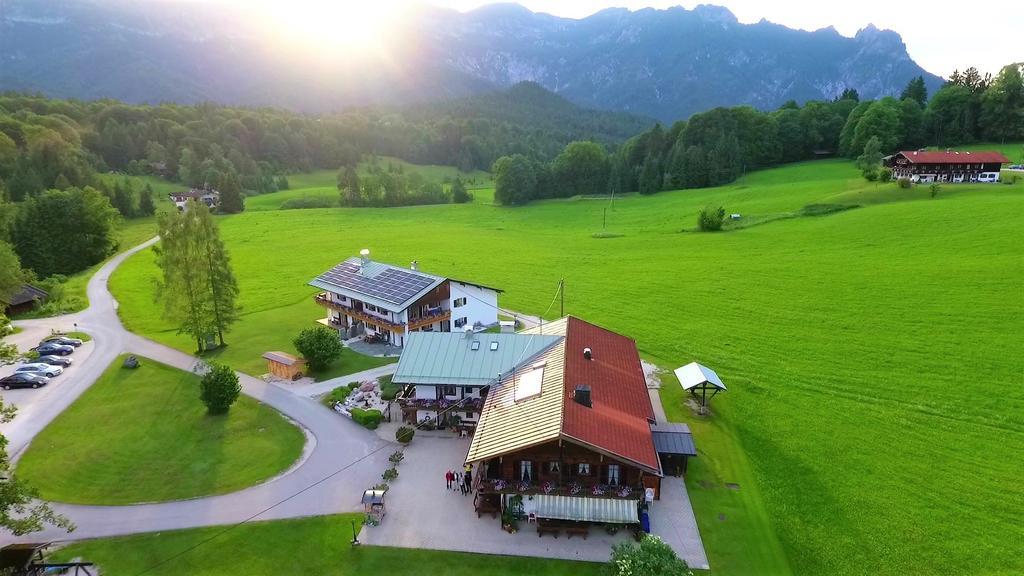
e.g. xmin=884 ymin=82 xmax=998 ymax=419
xmin=262 ymin=351 xmax=306 ymax=380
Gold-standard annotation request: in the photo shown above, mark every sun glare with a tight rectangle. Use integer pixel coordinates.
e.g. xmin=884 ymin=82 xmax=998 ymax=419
xmin=258 ymin=0 xmax=403 ymax=51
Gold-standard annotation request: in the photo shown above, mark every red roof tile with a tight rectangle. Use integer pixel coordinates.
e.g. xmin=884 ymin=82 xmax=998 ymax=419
xmin=561 ymin=317 xmax=660 ymax=473
xmin=895 ymin=150 xmax=1010 ymax=164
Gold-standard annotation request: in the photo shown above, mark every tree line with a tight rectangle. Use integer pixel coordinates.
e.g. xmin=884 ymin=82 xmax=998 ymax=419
xmin=335 ymin=161 xmax=472 ymax=208
xmin=492 ymin=63 xmax=1024 ymax=205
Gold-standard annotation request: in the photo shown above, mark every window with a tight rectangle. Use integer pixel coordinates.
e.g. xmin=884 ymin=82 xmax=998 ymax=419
xmin=577 ymin=463 xmax=591 ymax=476
xmin=607 ymin=464 xmax=621 ymax=486
xmin=453 ymin=297 xmax=467 ymax=308
xmin=547 ymin=461 xmax=560 ymax=474
xmin=519 ymin=461 xmax=533 ymax=482
xmin=470 ymin=341 xmax=480 ymax=350
xmin=489 ymin=341 xmax=499 ymax=351
xmin=513 ymin=364 xmax=544 ymax=402
xmin=442 ymin=385 xmax=456 ymax=397
xmin=465 ymin=411 xmax=473 ymax=419
xmin=454 ymin=317 xmax=468 ymax=328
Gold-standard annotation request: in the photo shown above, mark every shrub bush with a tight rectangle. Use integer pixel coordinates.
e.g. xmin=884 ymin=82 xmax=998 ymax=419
xmin=697 ymin=205 xmax=725 ymax=232
xmin=378 ymin=375 xmax=401 ymax=401
xmin=389 ymin=451 xmax=405 ymax=465
xmin=293 ymin=326 xmax=344 ymax=371
xmin=610 ymin=534 xmax=692 ymax=576
xmin=382 ymin=467 xmax=398 ymax=481
xmin=279 ymin=196 xmax=336 ymax=210
xmin=350 ymin=408 xmax=383 ymax=429
xmin=897 ymin=178 xmax=912 ymax=189
xmin=929 ymin=183 xmax=941 ymax=198
xmin=396 ymin=425 xmax=415 ymax=444
xmin=199 ymin=363 xmax=241 ymax=415
xmin=878 ymin=167 xmax=892 ymax=182
xmin=373 ymin=482 xmax=389 ymax=492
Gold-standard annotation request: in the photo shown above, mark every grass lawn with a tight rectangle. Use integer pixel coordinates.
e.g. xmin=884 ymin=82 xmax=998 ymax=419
xmin=108 ymin=152 xmax=1024 ymax=575
xmin=16 ymin=355 xmax=305 ymax=505
xmin=52 ymin=514 xmax=602 ymax=576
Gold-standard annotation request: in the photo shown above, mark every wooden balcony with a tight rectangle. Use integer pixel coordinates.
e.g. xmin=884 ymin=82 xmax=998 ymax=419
xmin=476 ymin=478 xmax=642 ymax=500
xmin=313 ymin=293 xmax=405 ymax=333
xmin=407 ymin=308 xmax=451 ymax=331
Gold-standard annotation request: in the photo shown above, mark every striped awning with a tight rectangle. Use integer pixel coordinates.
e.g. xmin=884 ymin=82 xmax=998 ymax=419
xmin=534 ymin=495 xmax=639 ymax=524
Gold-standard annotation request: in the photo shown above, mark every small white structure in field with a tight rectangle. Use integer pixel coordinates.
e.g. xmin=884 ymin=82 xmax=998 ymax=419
xmin=675 ymin=361 xmax=727 ymax=415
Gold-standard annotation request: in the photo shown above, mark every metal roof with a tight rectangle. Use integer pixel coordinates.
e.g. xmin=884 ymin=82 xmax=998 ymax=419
xmin=675 ymin=362 xmax=726 ymax=391
xmin=466 ymin=319 xmax=569 ymax=464
xmin=534 ymin=494 xmax=639 ymax=523
xmin=309 ymin=257 xmax=445 ymax=312
xmin=393 ymin=331 xmax=563 ymax=386
xmin=1 ymin=284 xmax=48 ymax=307
xmin=650 ymin=423 xmax=697 ymax=456
xmin=261 ymin=351 xmax=302 ymax=366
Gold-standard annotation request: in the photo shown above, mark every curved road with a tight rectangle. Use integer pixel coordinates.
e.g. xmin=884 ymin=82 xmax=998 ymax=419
xmin=1 ymin=237 xmax=391 ymax=544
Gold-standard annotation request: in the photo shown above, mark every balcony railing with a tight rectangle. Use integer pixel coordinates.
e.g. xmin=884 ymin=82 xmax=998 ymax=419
xmin=313 ymin=293 xmax=405 ymax=333
xmin=397 ymin=397 xmax=485 ymax=411
xmin=407 ymin=308 xmax=452 ymax=331
xmin=477 ymin=478 xmax=641 ymax=500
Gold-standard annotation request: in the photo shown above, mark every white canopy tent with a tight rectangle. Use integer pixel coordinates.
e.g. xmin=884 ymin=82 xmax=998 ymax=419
xmin=674 ymin=362 xmax=726 ymax=414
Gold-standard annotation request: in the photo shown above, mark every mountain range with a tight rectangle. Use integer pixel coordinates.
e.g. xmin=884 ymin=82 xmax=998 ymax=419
xmin=0 ymin=1 xmax=943 ymax=121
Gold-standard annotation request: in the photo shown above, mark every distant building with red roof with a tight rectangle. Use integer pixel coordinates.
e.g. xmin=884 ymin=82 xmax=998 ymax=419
xmin=884 ymin=150 xmax=1009 ymax=183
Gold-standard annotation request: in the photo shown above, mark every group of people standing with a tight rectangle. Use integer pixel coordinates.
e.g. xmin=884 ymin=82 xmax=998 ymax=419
xmin=446 ymin=463 xmax=473 ymax=495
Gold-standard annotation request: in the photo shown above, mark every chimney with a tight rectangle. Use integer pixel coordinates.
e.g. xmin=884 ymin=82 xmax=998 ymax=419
xmin=583 ymin=347 xmax=592 ymax=360
xmin=410 ymin=260 xmax=418 ymax=271
xmin=463 ymin=325 xmax=475 ymax=338
xmin=574 ymin=385 xmax=592 ymax=408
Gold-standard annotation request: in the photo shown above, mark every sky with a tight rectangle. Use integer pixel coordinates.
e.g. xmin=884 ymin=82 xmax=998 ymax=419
xmin=427 ymin=0 xmax=1023 ymax=77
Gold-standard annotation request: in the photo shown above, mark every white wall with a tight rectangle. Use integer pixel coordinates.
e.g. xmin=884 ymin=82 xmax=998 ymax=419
xmin=449 ymin=282 xmax=498 ymax=331
xmin=414 ymin=385 xmax=437 ymax=400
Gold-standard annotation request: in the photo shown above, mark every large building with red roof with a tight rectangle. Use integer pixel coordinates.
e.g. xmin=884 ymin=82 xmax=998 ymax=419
xmin=454 ymin=316 xmax=694 ymax=526
xmin=884 ymin=150 xmax=1009 ymax=183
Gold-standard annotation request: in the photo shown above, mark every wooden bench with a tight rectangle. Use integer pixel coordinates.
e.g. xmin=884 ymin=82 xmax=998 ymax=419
xmin=474 ymin=497 xmax=498 ymax=519
xmin=536 ymin=524 xmax=560 ymax=538
xmin=565 ymin=525 xmax=589 ymax=540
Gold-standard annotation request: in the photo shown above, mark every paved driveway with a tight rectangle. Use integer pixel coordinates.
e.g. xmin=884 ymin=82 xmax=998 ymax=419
xmin=360 ymin=437 xmax=709 ymax=569
xmin=0 ymin=237 xmax=392 ymax=545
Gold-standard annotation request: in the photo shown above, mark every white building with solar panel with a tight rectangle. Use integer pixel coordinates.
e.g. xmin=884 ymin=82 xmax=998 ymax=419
xmin=309 ymin=249 xmax=502 ymax=347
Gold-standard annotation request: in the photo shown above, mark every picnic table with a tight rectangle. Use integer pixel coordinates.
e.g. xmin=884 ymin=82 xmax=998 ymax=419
xmin=536 ymin=518 xmax=590 ymax=539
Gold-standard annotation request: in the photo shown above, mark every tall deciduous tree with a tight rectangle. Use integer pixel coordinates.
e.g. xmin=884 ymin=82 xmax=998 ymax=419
xmin=11 ymin=187 xmax=120 ymax=277
xmin=0 ymin=241 xmax=25 ymax=303
xmin=0 ymin=398 xmax=75 ymax=534
xmin=137 ymin=183 xmax=157 ymax=216
xmin=218 ymin=172 xmax=244 ymax=213
xmin=980 ymin=63 xmax=1024 ymax=143
xmin=451 ymin=177 xmax=471 ymax=203
xmin=156 ymin=202 xmax=239 ymax=351
xmin=551 ymin=141 xmax=610 ymax=198
xmin=492 ymin=154 xmax=536 ymax=205
xmin=197 ymin=207 xmax=241 ymax=347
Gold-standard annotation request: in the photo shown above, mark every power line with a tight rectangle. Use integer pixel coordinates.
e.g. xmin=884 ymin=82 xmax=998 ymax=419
xmin=129 ymin=280 xmax=566 ymax=576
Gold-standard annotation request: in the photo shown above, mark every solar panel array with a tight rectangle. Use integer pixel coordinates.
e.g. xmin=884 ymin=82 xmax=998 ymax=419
xmin=317 ymin=262 xmax=437 ymax=306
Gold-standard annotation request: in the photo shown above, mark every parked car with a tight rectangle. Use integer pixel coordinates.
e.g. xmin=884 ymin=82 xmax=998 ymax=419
xmin=0 ymin=373 xmax=49 ymax=389
xmin=15 ymin=363 xmax=64 ymax=377
xmin=31 ymin=342 xmax=74 ymax=356
xmin=41 ymin=335 xmax=83 ymax=347
xmin=36 ymin=355 xmax=73 ymax=367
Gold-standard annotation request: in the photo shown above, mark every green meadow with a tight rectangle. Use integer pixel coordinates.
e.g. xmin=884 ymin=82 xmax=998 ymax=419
xmin=52 ymin=514 xmax=603 ymax=576
xmin=106 ymin=155 xmax=1024 ymax=575
xmin=17 ymin=355 xmax=305 ymax=505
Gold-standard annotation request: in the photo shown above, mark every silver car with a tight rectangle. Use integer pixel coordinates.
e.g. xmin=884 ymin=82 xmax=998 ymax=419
xmin=16 ymin=363 xmax=64 ymax=378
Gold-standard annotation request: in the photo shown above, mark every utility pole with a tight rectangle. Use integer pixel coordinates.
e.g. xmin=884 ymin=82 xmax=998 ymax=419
xmin=559 ymin=278 xmax=564 ymax=317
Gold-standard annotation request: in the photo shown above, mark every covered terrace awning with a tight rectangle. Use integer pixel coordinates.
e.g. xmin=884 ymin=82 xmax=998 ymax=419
xmin=533 ymin=495 xmax=639 ymax=524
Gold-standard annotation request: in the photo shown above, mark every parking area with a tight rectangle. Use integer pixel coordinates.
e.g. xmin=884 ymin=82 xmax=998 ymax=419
xmin=359 ymin=436 xmax=709 ymax=569
xmin=0 ymin=328 xmax=97 ymax=458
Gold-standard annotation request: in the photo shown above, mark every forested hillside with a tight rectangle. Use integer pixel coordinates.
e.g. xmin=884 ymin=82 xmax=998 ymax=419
xmin=491 ymin=64 xmax=1024 ymax=204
